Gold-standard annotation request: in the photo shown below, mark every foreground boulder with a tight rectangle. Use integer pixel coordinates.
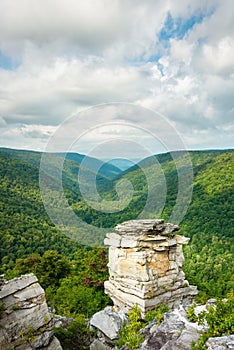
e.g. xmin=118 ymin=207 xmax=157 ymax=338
xmin=90 ymin=306 xmax=127 ymax=342
xmin=0 ymin=273 xmax=62 ymax=350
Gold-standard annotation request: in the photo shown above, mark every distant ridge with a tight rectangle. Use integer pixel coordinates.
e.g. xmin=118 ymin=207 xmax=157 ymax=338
xmin=0 ymin=147 xmax=233 ymax=298
xmin=0 ymin=147 xmax=124 ymax=180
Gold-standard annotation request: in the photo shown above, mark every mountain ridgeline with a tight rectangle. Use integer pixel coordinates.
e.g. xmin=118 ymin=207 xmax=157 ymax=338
xmin=0 ymin=147 xmax=233 ymax=299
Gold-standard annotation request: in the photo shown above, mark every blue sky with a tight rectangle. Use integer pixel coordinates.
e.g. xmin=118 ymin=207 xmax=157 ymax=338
xmin=0 ymin=11 xmax=206 ymax=71
xmin=146 ymin=11 xmax=207 ymax=75
xmin=159 ymin=12 xmax=205 ymax=42
xmin=0 ymin=0 xmax=233 ymax=156
xmin=0 ymin=51 xmax=14 ymax=70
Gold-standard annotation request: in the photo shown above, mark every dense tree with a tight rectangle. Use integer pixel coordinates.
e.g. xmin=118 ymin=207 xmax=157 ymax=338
xmin=0 ymin=148 xmax=234 ymax=303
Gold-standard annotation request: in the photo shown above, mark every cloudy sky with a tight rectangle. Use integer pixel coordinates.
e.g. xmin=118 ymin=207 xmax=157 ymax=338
xmin=0 ymin=0 xmax=233 ymax=156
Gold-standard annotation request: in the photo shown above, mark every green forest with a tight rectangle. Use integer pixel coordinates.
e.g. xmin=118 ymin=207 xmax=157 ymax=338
xmin=0 ymin=147 xmax=233 ymax=329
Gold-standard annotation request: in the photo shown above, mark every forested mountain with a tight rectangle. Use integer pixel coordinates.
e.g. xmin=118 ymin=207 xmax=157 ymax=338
xmin=0 ymin=147 xmax=122 ymax=181
xmin=0 ymin=147 xmax=233 ymax=300
xmin=115 ymin=149 xmax=234 ymax=298
xmin=0 ymin=152 xmax=82 ymax=271
xmin=0 ymin=148 xmax=122 ymax=271
xmin=60 ymin=152 xmax=123 ymax=179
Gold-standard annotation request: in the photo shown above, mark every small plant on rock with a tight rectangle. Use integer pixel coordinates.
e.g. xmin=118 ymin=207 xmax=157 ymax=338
xmin=116 ymin=304 xmax=145 ymax=350
xmin=12 ymin=303 xmax=20 ymax=311
xmin=54 ymin=315 xmax=94 ymax=350
xmin=0 ymin=301 xmax=5 ymax=318
xmin=116 ymin=303 xmax=171 ymax=349
xmin=145 ymin=303 xmax=170 ymax=324
xmin=190 ymin=291 xmax=234 ymax=350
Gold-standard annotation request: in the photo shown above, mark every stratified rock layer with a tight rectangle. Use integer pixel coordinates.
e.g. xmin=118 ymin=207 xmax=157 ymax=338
xmin=104 ymin=219 xmax=197 ymax=314
xmin=0 ymin=273 xmax=62 ymax=350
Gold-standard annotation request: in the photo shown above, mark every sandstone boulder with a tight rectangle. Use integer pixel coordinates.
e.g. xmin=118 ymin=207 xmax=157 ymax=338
xmin=104 ymin=219 xmax=197 ymax=315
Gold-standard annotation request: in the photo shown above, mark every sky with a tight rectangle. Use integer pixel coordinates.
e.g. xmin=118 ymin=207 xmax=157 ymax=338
xmin=0 ymin=0 xmax=233 ymax=158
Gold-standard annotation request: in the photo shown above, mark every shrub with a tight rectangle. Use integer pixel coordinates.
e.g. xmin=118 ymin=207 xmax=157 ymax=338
xmin=190 ymin=291 xmax=234 ymax=350
xmin=54 ymin=315 xmax=93 ymax=350
xmin=0 ymin=301 xmax=5 ymax=318
xmin=145 ymin=304 xmax=170 ymax=324
xmin=116 ymin=304 xmax=170 ymax=349
xmin=116 ymin=305 xmax=144 ymax=350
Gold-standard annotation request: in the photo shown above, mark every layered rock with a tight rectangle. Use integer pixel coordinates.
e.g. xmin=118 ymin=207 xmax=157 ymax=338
xmin=104 ymin=219 xmax=197 ymax=315
xmin=0 ymin=273 xmax=62 ymax=350
xmin=206 ymin=335 xmax=234 ymax=350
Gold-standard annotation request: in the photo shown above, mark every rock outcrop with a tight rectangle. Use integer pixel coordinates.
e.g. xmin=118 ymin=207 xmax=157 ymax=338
xmin=0 ymin=273 xmax=62 ymax=350
xmin=138 ymin=307 xmax=202 ymax=350
xmin=206 ymin=335 xmax=234 ymax=350
xmin=104 ymin=219 xmax=197 ymax=315
xmin=90 ymin=303 xmax=234 ymax=350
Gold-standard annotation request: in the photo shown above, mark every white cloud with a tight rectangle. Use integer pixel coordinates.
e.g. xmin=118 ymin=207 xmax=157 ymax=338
xmin=194 ymin=37 xmax=234 ymax=76
xmin=0 ymin=0 xmax=167 ymax=59
xmin=0 ymin=56 xmax=155 ymax=126
xmin=0 ymin=116 xmax=6 ymax=126
xmin=0 ymin=0 xmax=233 ymax=152
xmin=0 ymin=124 xmax=57 ymax=150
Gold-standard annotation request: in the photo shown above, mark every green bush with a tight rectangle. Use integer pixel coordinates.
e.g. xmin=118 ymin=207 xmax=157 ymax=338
xmin=116 ymin=304 xmax=170 ymax=349
xmin=0 ymin=301 xmax=5 ymax=318
xmin=190 ymin=291 xmax=234 ymax=350
xmin=116 ymin=305 xmax=144 ymax=350
xmin=186 ymin=303 xmax=198 ymax=323
xmin=53 ymin=280 xmax=110 ymax=318
xmin=186 ymin=304 xmax=207 ymax=327
xmin=145 ymin=304 xmax=170 ymax=324
xmin=54 ymin=315 xmax=93 ymax=350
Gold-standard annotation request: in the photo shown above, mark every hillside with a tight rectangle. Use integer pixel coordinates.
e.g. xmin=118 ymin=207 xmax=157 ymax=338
xmin=70 ymin=148 xmax=234 ymax=297
xmin=0 ymin=148 xmax=122 ymax=181
xmin=0 ymin=149 xmax=121 ymax=271
xmin=115 ymin=150 xmax=234 ymax=298
xmin=0 ymin=152 xmax=83 ymax=272
xmin=0 ymin=148 xmax=233 ymax=299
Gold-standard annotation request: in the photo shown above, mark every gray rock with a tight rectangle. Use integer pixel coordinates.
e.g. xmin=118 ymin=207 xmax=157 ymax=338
xmin=48 ymin=337 xmax=65 ymax=349
xmin=90 ymin=339 xmax=113 ymax=350
xmin=0 ymin=273 xmax=38 ymax=298
xmin=104 ymin=232 xmax=122 ymax=248
xmin=53 ymin=314 xmax=74 ymax=328
xmin=138 ymin=307 xmax=203 ymax=350
xmin=89 ymin=303 xmax=234 ymax=350
xmin=206 ymin=335 xmax=234 ymax=350
xmin=90 ymin=307 xmax=125 ymax=340
xmin=115 ymin=219 xmax=165 ymax=235
xmin=30 ymin=330 xmax=54 ymax=348
xmin=174 ymin=329 xmax=199 ymax=350
xmin=0 ymin=274 xmax=62 ymax=350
